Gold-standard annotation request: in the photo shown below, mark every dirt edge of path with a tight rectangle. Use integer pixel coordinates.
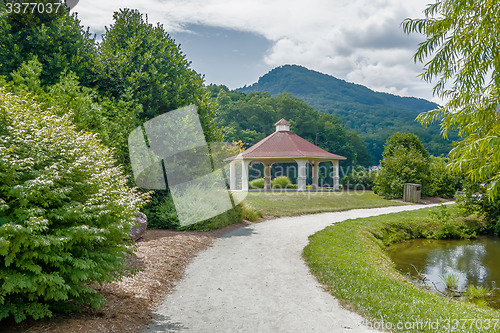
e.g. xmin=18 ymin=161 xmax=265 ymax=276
xmin=0 ymin=221 xmax=252 ymax=333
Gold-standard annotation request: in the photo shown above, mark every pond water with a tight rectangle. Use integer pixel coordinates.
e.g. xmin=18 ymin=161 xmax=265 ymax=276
xmin=386 ymin=237 xmax=500 ymax=308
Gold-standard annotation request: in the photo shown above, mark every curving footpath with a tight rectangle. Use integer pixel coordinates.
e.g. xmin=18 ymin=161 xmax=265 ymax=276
xmin=145 ymin=204 xmax=445 ymax=333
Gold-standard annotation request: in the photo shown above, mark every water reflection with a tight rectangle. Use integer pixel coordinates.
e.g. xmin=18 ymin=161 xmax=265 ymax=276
xmin=387 ymin=237 xmax=500 ymax=308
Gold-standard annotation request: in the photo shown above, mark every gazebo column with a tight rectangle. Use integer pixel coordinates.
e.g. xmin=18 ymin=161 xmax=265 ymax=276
xmin=264 ymin=162 xmax=272 ymax=190
xmin=229 ymin=160 xmax=237 ymax=190
xmin=241 ymin=160 xmax=251 ymax=191
xmin=332 ymin=160 xmax=340 ymax=191
xmin=312 ymin=161 xmax=319 ymax=190
xmin=296 ymin=159 xmax=307 ymax=191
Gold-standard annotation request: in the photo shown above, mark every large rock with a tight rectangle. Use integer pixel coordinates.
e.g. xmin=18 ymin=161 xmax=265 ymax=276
xmin=129 ymin=211 xmax=147 ymax=241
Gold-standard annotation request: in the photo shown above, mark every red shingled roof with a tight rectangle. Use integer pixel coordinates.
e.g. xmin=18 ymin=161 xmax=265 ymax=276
xmin=237 ymin=130 xmax=346 ymax=160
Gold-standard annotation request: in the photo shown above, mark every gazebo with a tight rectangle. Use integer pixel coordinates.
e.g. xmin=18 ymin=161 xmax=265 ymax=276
xmin=228 ymin=119 xmax=346 ymax=191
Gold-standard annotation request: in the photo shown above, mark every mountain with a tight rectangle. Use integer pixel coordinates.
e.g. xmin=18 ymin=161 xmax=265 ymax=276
xmin=238 ymin=65 xmax=452 ymax=163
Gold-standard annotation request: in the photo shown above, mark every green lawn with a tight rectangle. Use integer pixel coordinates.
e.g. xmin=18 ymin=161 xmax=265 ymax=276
xmin=245 ymin=190 xmax=403 ymax=217
xmin=303 ymin=206 xmax=499 ymax=333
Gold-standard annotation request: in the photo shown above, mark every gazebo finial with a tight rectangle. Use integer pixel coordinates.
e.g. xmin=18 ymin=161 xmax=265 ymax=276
xmin=274 ymin=118 xmax=291 ymax=132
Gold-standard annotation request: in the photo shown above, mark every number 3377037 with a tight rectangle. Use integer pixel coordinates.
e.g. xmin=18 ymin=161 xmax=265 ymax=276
xmin=5 ymin=2 xmax=64 ymax=14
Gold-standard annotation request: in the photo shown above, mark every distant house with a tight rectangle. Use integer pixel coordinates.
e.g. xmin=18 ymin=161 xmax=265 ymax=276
xmin=227 ymin=119 xmax=346 ymax=191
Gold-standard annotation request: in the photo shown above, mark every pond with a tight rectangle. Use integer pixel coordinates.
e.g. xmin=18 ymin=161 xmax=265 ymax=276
xmin=387 ymin=237 xmax=500 ymax=308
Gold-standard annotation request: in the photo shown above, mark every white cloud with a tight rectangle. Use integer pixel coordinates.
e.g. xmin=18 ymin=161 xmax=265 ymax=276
xmin=75 ymin=0 xmax=440 ymax=102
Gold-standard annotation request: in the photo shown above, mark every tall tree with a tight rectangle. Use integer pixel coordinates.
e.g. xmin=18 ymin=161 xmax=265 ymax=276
xmin=95 ymin=9 xmax=219 ymax=141
xmin=403 ymin=0 xmax=500 ymax=199
xmin=0 ymin=0 xmax=96 ymax=86
xmin=382 ymin=132 xmax=429 ymax=159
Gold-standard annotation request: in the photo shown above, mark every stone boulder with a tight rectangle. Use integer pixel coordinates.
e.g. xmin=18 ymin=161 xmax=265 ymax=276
xmin=129 ymin=211 xmax=147 ymax=241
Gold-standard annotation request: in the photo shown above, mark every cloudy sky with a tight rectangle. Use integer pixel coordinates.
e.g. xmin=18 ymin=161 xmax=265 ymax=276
xmin=74 ymin=0 xmax=439 ymax=102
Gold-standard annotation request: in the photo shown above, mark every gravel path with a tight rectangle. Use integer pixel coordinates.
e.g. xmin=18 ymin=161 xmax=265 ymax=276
xmin=145 ymin=204 xmax=444 ymax=333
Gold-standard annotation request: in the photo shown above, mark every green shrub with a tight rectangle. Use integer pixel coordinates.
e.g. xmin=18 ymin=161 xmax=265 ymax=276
xmin=0 ymin=89 xmax=149 ymax=322
xmin=428 ymin=204 xmax=472 ymax=239
xmin=241 ymin=201 xmax=263 ymax=222
xmin=143 ymin=191 xmax=179 ymax=229
xmin=184 ymin=204 xmax=243 ymax=231
xmin=342 ymin=169 xmax=377 ymax=190
xmin=373 ymin=133 xmax=431 ymax=199
xmin=427 ymin=156 xmax=463 ymax=198
xmin=249 ymin=177 xmax=265 ymax=189
xmin=456 ymin=182 xmax=500 ymax=234
xmin=8 ymin=57 xmax=142 ymax=170
xmin=271 ymin=176 xmax=293 ymax=189
xmin=145 ymin=190 xmax=243 ymax=231
xmin=374 ymin=147 xmax=430 ymax=199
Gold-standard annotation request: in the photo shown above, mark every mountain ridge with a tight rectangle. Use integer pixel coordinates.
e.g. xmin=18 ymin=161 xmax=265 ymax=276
xmin=237 ymin=64 xmax=450 ymax=162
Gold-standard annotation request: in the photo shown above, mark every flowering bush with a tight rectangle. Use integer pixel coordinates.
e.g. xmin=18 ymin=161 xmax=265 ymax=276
xmin=0 ymin=88 xmax=149 ymax=322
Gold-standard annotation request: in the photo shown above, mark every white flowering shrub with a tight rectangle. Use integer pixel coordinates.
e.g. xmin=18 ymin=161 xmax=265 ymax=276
xmin=0 ymin=88 xmax=149 ymax=322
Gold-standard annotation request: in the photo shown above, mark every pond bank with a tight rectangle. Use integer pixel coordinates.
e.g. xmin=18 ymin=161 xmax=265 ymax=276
xmin=303 ymin=204 xmax=499 ymax=333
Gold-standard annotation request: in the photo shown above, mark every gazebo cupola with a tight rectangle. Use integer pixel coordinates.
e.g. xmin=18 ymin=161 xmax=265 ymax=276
xmin=227 ymin=118 xmax=346 ymax=191
xmin=275 ymin=118 xmax=291 ymax=132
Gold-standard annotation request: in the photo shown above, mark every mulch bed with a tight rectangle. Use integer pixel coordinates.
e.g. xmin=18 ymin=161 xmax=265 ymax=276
xmin=0 ymin=222 xmax=249 ymax=333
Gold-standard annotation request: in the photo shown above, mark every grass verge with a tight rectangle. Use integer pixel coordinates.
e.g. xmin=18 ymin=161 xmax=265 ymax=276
xmin=303 ymin=205 xmax=499 ymax=333
xmin=245 ymin=190 xmax=402 ymax=217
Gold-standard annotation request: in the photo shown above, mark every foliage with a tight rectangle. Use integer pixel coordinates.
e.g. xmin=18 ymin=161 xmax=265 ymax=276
xmin=403 ymin=0 xmax=500 ymax=200
xmin=213 ymin=87 xmax=369 ymax=167
xmin=441 ymin=274 xmax=459 ymax=290
xmin=0 ymin=88 xmax=149 ymax=322
xmin=0 ymin=0 xmax=96 ymax=86
xmin=374 ymin=134 xmax=462 ymax=199
xmin=7 ymin=57 xmax=142 ymax=168
xmin=249 ymin=178 xmax=265 ymax=189
xmin=427 ymin=156 xmax=463 ymax=198
xmin=144 ymin=191 xmax=243 ymax=231
xmin=342 ymin=169 xmax=377 ymax=190
xmin=429 ymin=204 xmax=472 ymax=239
xmin=374 ymin=133 xmax=431 ymax=199
xmin=240 ymin=201 xmax=263 ymax=222
xmin=303 ymin=206 xmax=497 ymax=333
xmin=382 ymin=132 xmax=429 ymax=159
xmin=95 ymin=9 xmax=220 ymax=141
xmin=239 ymin=176 xmax=299 ymax=190
xmin=456 ymin=183 xmax=500 ymax=234
xmin=271 ymin=176 xmax=293 ymax=189
xmin=237 ymin=65 xmax=454 ymax=163
xmin=465 ymin=285 xmax=490 ymax=300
